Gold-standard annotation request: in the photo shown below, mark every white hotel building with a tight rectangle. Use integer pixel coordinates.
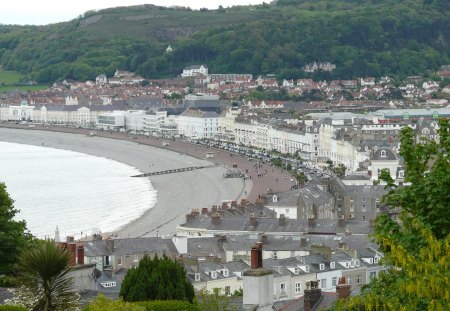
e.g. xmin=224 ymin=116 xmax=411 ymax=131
xmin=176 ymin=109 xmax=220 ymax=139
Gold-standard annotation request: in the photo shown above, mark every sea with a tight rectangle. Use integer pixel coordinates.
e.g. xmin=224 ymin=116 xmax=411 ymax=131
xmin=0 ymin=141 xmax=157 ymax=240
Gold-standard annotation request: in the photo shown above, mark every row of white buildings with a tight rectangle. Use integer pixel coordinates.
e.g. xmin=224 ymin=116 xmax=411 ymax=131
xmin=5 ymin=101 xmax=432 ymax=180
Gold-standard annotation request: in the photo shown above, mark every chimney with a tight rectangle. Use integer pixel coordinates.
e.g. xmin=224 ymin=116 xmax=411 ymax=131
xmin=66 ymin=236 xmax=74 ymax=243
xmin=231 ymin=200 xmax=238 ymax=208
xmin=338 ymin=241 xmax=347 ymax=250
xmin=186 ymin=212 xmax=196 ymax=223
xmin=300 ymin=237 xmax=308 ymax=248
xmin=77 ymin=242 xmax=84 ymax=265
xmin=255 ymin=199 xmax=264 ymax=209
xmin=338 ymin=215 xmax=345 ymax=228
xmin=345 ymin=227 xmax=352 ymax=236
xmin=243 ymin=246 xmax=273 ymax=310
xmin=218 ymin=235 xmax=227 ymax=246
xmin=308 ymin=215 xmax=315 ymax=228
xmin=105 ymin=239 xmax=114 ymax=252
xmin=250 ymin=242 xmax=263 ymax=269
xmin=211 ymin=205 xmax=218 ymax=213
xmin=322 ymin=177 xmax=330 ymax=192
xmin=336 ymin=277 xmax=351 ymax=299
xmin=68 ymin=243 xmax=76 ymax=266
xmin=304 ymin=281 xmax=322 ymax=311
xmin=211 ymin=213 xmax=221 ymax=226
xmin=221 ymin=202 xmax=228 ymax=209
xmin=250 ymin=213 xmax=257 ymax=227
xmin=260 ymin=234 xmax=268 ymax=245
xmin=279 ymin=214 xmax=286 ymax=226
xmin=201 ymin=208 xmax=209 ymax=215
xmin=240 ymin=198 xmax=247 ymax=207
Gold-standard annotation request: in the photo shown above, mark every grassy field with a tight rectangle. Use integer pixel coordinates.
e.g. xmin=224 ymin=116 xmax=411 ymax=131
xmin=0 ymin=69 xmax=48 ymax=93
xmin=0 ymin=70 xmax=24 ymax=84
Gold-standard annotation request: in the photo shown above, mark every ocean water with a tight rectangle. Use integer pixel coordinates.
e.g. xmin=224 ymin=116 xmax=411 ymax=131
xmin=0 ymin=141 xmax=157 ymax=240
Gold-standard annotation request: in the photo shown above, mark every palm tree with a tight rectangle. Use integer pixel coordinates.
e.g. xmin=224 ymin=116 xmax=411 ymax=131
xmin=18 ymin=240 xmax=78 ymax=311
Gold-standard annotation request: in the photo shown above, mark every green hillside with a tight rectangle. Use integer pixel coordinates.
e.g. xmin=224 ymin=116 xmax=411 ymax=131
xmin=0 ymin=0 xmax=448 ymax=83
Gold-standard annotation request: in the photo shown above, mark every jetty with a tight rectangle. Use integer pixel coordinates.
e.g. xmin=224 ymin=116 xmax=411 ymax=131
xmin=131 ymin=165 xmax=213 ymax=177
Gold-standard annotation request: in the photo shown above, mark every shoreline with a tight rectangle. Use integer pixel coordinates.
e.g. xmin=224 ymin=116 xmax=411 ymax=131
xmin=0 ymin=124 xmax=294 ymax=237
xmin=0 ymin=127 xmax=247 ymax=238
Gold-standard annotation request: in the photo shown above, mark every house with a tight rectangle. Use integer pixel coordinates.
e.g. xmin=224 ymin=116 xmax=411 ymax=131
xmin=95 ymin=74 xmax=108 ymax=85
xmin=368 ymin=146 xmax=399 ymax=181
xmin=360 ymin=77 xmax=375 ymax=87
xmin=181 ymin=64 xmax=208 ymax=77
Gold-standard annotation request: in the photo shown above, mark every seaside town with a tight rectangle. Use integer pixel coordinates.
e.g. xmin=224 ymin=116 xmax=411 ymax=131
xmin=1 ymin=62 xmax=449 ymax=310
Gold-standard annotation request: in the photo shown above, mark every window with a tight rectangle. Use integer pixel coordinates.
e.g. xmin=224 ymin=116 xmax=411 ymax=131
xmin=332 ymin=277 xmax=337 ymax=287
xmin=374 ymin=256 xmax=379 ymax=264
xmin=362 ymin=205 xmax=366 ymax=212
xmin=225 ymin=286 xmax=231 ymax=296
xmin=356 ymin=274 xmax=361 ymax=285
xmin=305 ymin=265 xmax=310 ymax=273
xmin=381 ymin=150 xmax=386 ymax=157
xmin=321 ymin=279 xmax=327 ymax=289
xmin=362 ymin=198 xmax=366 ymax=202
xmin=362 ymin=216 xmax=366 ymax=221
xmin=273 ymin=251 xmax=278 ymax=259
xmin=125 ymin=254 xmax=131 ymax=259
xmin=330 ymin=262 xmax=335 ymax=269
xmin=134 ymin=255 xmax=139 ymax=262
xmin=280 ymin=283 xmax=286 ymax=294
xmin=117 ymin=256 xmax=122 ymax=265
xmin=347 ymin=276 xmax=351 ymax=285
xmin=370 ymin=271 xmax=377 ymax=280
xmin=295 ymin=282 xmax=302 ymax=293
xmin=319 ymin=263 xmax=325 ymax=270
xmin=194 ymin=273 xmax=200 ymax=282
xmin=291 ymin=251 xmax=296 ymax=257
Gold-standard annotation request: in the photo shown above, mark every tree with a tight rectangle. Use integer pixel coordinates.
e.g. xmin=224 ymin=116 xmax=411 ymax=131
xmin=333 ymin=120 xmax=450 ymax=311
xmin=0 ymin=182 xmax=30 ymax=274
xmin=18 ymin=240 xmax=78 ymax=311
xmin=332 ymin=163 xmax=346 ymax=178
xmin=120 ymin=255 xmax=195 ymax=303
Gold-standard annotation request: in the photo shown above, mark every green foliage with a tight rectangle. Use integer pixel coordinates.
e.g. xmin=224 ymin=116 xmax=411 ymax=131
xmin=0 ymin=306 xmax=27 ymax=311
xmin=0 ymin=275 xmax=18 ymax=287
xmin=332 ymin=163 xmax=346 ymax=178
xmin=18 ymin=239 xmax=78 ymax=311
xmin=0 ymin=70 xmax=23 ymax=84
xmin=0 ymin=182 xmax=31 ymax=275
xmin=136 ymin=300 xmax=200 ymax=311
xmin=120 ymin=255 xmax=195 ymax=303
xmin=197 ymin=289 xmax=236 ymax=311
xmin=86 ymin=294 xmax=145 ymax=311
xmin=332 ymin=120 xmax=450 ymax=310
xmin=0 ymin=0 xmax=448 ymax=83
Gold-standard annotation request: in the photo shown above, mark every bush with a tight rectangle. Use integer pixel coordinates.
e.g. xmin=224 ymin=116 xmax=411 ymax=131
xmin=136 ymin=300 xmax=199 ymax=311
xmin=0 ymin=306 xmax=28 ymax=311
xmin=0 ymin=275 xmax=17 ymax=287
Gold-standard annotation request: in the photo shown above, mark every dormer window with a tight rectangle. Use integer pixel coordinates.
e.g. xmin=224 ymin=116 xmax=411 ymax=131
xmin=211 ymin=271 xmax=217 ymax=279
xmin=355 ymin=260 xmax=360 ymax=267
xmin=273 ymin=195 xmax=278 ymax=203
xmin=294 ymin=267 xmax=299 ymax=274
xmin=330 ymin=262 xmax=335 ymax=269
xmin=319 ymin=264 xmax=325 ymax=270
xmin=222 ymin=269 xmax=229 ymax=277
xmin=380 ymin=150 xmax=386 ymax=157
xmin=314 ymin=128 xmax=318 ymax=133
xmin=194 ymin=273 xmax=200 ymax=281
xmin=369 ymin=258 xmax=373 ymax=264
xmin=374 ymin=256 xmax=379 ymax=264
xmin=305 ymin=265 xmax=310 ymax=273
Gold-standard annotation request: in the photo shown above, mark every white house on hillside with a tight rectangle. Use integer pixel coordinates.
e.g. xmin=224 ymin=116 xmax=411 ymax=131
xmin=181 ymin=64 xmax=208 ymax=77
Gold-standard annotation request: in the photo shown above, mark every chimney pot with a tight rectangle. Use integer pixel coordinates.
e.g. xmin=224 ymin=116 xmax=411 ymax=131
xmin=211 ymin=213 xmax=221 ymax=225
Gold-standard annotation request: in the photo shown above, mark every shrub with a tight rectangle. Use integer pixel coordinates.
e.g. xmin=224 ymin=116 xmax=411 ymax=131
xmin=136 ymin=300 xmax=199 ymax=311
xmin=0 ymin=306 xmax=28 ymax=311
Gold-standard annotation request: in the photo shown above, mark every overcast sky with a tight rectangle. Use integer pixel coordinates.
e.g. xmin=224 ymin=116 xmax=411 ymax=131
xmin=0 ymin=1 xmax=267 ymax=25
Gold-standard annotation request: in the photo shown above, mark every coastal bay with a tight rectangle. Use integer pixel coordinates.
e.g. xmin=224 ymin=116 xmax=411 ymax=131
xmin=0 ymin=128 xmax=245 ymax=238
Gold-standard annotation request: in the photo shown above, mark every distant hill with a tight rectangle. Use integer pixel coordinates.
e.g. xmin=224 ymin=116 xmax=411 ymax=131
xmin=0 ymin=0 xmax=448 ymax=83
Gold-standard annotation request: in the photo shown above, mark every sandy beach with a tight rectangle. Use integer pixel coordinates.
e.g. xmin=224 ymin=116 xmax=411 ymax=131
xmin=0 ymin=128 xmax=245 ymax=238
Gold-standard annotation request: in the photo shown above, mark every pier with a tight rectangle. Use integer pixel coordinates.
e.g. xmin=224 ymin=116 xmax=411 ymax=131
xmin=131 ymin=165 xmax=213 ymax=177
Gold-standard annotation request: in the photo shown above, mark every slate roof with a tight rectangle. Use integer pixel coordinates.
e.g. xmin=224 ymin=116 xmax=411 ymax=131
xmin=114 ymin=237 xmax=177 ymax=255
xmin=370 ymin=147 xmax=397 ymax=161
